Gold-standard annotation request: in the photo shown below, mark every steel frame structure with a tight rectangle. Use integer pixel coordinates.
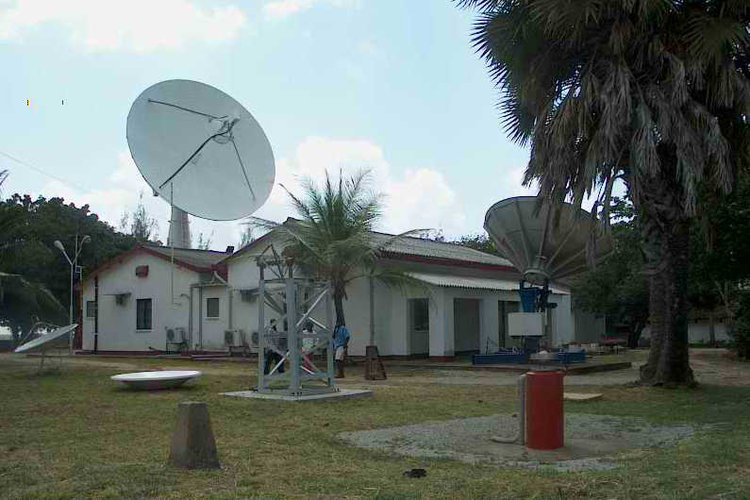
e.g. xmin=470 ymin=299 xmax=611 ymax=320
xmin=256 ymin=254 xmax=337 ymax=396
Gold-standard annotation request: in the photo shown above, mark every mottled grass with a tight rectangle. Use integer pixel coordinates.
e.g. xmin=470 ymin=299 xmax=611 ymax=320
xmin=0 ymin=354 xmax=748 ymax=499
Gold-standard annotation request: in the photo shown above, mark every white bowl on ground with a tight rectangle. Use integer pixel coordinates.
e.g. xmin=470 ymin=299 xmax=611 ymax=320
xmin=111 ymin=370 xmax=202 ymax=390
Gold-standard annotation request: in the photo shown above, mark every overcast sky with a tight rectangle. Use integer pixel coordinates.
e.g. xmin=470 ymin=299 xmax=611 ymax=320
xmin=1 ymin=0 xmax=538 ymax=250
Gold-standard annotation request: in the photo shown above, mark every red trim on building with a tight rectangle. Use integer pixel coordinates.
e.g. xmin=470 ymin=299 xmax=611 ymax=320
xmin=83 ymin=244 xmax=228 ymax=285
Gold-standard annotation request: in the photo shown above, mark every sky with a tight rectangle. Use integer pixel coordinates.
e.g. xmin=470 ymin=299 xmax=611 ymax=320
xmin=0 ymin=0 xmax=538 ymax=250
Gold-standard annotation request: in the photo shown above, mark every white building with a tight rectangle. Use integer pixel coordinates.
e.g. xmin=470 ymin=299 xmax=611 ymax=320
xmin=80 ymin=231 xmax=605 ymax=357
xmin=80 ymin=244 xmax=233 ymax=352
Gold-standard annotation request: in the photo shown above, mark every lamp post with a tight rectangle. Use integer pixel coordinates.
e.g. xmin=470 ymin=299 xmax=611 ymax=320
xmin=54 ymin=235 xmax=90 ymax=354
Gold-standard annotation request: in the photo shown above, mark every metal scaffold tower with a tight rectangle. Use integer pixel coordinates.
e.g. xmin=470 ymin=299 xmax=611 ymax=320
xmin=256 ymin=253 xmax=338 ymax=396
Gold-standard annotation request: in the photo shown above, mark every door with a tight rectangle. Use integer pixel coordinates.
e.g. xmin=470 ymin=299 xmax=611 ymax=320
xmin=408 ymin=298 xmax=429 ymax=356
xmin=454 ymin=298 xmax=480 ymax=353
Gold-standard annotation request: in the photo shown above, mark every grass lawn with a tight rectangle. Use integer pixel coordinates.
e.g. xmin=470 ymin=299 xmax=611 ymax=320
xmin=1 ymin=352 xmax=749 ymax=499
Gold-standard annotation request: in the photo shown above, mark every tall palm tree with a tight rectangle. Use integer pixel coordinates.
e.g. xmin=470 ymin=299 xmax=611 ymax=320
xmin=460 ymin=0 xmax=750 ymax=386
xmin=252 ymin=170 xmax=423 ymax=336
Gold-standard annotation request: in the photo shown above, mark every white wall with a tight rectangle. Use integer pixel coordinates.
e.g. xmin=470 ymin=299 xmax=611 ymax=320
xmin=81 ymin=252 xmax=231 ymax=351
xmin=224 ymin=245 xmax=577 ymax=357
xmin=81 ymin=254 xmax=197 ymax=351
xmin=641 ymin=322 xmax=731 ymax=344
xmin=199 ymin=285 xmax=230 ymax=350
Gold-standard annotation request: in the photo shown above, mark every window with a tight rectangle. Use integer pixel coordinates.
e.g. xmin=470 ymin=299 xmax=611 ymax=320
xmin=86 ymin=300 xmax=97 ymax=318
xmin=136 ymin=299 xmax=152 ymax=330
xmin=410 ymin=298 xmax=429 ymax=331
xmin=206 ymin=297 xmax=220 ymax=318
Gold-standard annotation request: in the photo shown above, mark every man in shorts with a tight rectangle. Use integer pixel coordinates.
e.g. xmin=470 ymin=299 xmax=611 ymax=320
xmin=332 ymin=322 xmax=350 ymax=378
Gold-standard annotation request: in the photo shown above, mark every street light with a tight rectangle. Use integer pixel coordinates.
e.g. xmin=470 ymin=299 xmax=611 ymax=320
xmin=54 ymin=235 xmax=91 ymax=354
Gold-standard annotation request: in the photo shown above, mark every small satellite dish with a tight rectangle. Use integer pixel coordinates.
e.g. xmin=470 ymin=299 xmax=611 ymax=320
xmin=126 ymin=79 xmax=275 ymax=222
xmin=111 ymin=370 xmax=202 ymax=390
xmin=484 ymin=197 xmax=612 ymax=285
xmin=14 ymin=324 xmax=78 ymax=354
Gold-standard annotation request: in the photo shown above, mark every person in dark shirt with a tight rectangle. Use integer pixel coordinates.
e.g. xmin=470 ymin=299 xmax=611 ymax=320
xmin=264 ymin=318 xmax=285 ymax=374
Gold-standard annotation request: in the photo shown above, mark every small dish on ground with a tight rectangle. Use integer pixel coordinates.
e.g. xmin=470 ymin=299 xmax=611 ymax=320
xmin=111 ymin=370 xmax=202 ymax=390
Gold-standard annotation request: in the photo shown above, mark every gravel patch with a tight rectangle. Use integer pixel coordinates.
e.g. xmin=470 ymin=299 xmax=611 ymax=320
xmin=338 ymin=414 xmax=693 ymax=471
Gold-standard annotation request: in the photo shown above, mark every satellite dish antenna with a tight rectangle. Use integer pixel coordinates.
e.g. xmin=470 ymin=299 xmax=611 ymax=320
xmin=484 ymin=197 xmax=612 ymax=351
xmin=126 ymin=79 xmax=275 ymax=247
xmin=14 ymin=324 xmax=78 ymax=354
xmin=484 ymin=196 xmax=612 ymax=286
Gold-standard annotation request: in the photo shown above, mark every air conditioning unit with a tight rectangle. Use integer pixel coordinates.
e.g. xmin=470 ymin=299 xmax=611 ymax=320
xmin=165 ymin=327 xmax=188 ymax=353
xmin=165 ymin=327 xmax=187 ymax=342
xmin=224 ymin=330 xmax=235 ymax=346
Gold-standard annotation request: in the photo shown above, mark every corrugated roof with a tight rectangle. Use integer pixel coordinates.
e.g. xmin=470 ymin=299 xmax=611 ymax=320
xmin=407 ymin=272 xmax=567 ymax=294
xmin=226 ymin=227 xmax=514 ymax=269
xmin=372 ymin=233 xmax=513 ymax=268
xmin=143 ymin=245 xmax=229 ymax=269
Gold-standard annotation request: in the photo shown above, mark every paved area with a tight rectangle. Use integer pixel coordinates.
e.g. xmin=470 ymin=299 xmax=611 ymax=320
xmin=222 ymin=388 xmax=374 ymax=402
xmin=338 ymin=414 xmax=694 ymax=471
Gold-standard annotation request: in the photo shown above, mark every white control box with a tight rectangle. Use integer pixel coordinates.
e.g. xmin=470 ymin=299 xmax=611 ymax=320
xmin=508 ymin=312 xmax=545 ymax=337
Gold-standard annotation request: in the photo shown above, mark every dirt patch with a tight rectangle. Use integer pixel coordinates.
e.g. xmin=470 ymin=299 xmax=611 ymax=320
xmin=338 ymin=414 xmax=693 ymax=471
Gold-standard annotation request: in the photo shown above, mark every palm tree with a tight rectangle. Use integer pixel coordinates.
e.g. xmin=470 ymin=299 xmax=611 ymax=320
xmin=251 ymin=170 xmax=424 ymax=349
xmin=459 ymin=0 xmax=750 ymax=386
xmin=0 ymin=272 xmax=65 ymax=346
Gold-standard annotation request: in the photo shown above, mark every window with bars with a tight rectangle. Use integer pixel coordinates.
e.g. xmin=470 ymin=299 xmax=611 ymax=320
xmin=206 ymin=297 xmax=220 ymax=318
xmin=136 ymin=298 xmax=152 ymax=330
xmin=86 ymin=300 xmax=97 ymax=318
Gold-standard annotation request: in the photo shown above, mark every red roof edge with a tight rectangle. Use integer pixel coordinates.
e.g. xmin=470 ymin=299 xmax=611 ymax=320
xmin=83 ymin=243 xmax=228 ymax=285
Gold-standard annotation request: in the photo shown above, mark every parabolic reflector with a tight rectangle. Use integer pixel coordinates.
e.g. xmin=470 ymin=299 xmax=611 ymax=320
xmin=484 ymin=197 xmax=613 ymax=284
xmin=14 ymin=324 xmax=77 ymax=354
xmin=126 ymin=80 xmax=275 ymax=221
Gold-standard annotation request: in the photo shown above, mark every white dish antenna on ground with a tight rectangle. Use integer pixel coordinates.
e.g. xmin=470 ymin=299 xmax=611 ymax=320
xmin=484 ymin=197 xmax=613 ymax=285
xmin=14 ymin=324 xmax=78 ymax=354
xmin=111 ymin=370 xmax=202 ymax=390
xmin=127 ymin=79 xmax=275 ymax=247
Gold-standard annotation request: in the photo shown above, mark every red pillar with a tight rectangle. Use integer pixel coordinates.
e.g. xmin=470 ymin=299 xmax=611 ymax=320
xmin=525 ymin=371 xmax=564 ymax=450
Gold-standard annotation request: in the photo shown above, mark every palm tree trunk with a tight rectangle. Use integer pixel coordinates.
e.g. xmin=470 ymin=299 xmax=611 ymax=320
xmin=639 ymin=218 xmax=695 ymax=386
xmin=333 ymin=285 xmax=346 ymax=327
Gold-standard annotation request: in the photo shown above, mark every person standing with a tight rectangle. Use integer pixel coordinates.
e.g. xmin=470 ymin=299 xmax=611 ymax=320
xmin=301 ymin=319 xmax=315 ymax=372
xmin=332 ymin=322 xmax=350 ymax=378
xmin=264 ymin=318 xmax=285 ymax=375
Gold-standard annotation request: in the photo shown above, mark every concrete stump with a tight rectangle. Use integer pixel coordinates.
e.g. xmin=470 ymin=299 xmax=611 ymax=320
xmin=169 ymin=401 xmax=220 ymax=469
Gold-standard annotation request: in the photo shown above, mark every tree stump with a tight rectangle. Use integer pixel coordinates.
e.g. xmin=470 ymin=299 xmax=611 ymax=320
xmin=169 ymin=401 xmax=220 ymax=469
xmin=364 ymin=345 xmax=386 ymax=380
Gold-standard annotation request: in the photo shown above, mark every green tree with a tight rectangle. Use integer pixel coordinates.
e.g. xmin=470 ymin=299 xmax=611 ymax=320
xmin=460 ymin=0 xmax=750 ymax=386
xmin=570 ymin=198 xmax=649 ymax=348
xmin=0 ymin=194 xmax=136 ymax=340
xmin=452 ymin=233 xmax=498 ymax=254
xmin=690 ymin=172 xmax=750 ymax=354
xmin=238 ymin=226 xmax=255 ymax=249
xmin=119 ymin=191 xmax=158 ymax=242
xmin=195 ymin=231 xmax=213 ymax=250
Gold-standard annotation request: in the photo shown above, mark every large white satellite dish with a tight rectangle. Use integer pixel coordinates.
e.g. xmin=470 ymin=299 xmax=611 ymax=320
xmin=14 ymin=324 xmax=78 ymax=354
xmin=126 ymin=79 xmax=275 ymax=222
xmin=484 ymin=197 xmax=613 ymax=285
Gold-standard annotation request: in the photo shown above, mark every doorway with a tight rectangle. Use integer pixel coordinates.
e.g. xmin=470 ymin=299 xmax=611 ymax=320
xmin=454 ymin=298 xmax=480 ymax=354
xmin=408 ymin=298 xmax=430 ymax=356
